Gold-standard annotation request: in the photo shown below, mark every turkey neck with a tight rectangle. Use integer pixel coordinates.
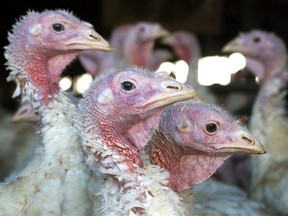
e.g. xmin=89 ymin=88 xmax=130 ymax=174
xmin=6 ymin=40 xmax=81 ymax=106
xmin=127 ymin=39 xmax=155 ymax=67
xmin=81 ymin=105 xmax=143 ymax=173
xmin=81 ymin=108 xmax=187 ymax=216
xmin=149 ymin=130 xmax=230 ymax=192
xmin=80 ymin=105 xmax=153 ymax=215
xmin=250 ymin=57 xmax=288 ymax=142
xmin=41 ymin=95 xmax=91 ymax=216
xmin=3 ymin=94 xmax=91 ymax=216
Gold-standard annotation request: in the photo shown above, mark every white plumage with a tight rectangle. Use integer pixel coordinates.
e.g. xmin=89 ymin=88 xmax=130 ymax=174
xmin=223 ymin=30 xmax=288 ymax=215
xmin=1 ymin=9 xmax=113 ymax=215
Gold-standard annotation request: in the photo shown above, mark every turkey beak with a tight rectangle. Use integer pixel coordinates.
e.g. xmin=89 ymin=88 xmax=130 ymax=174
xmin=65 ymin=29 xmax=115 ymax=52
xmin=217 ymin=130 xmax=266 ymax=154
xmin=222 ymin=38 xmax=247 ymax=53
xmin=161 ymin=35 xmax=173 ymax=45
xmin=10 ymin=113 xmax=24 ymax=123
xmin=142 ymin=82 xmax=197 ymax=110
xmin=146 ymin=25 xmax=170 ymax=41
xmin=222 ymin=40 xmax=237 ymax=53
xmin=153 ymin=26 xmax=170 ymax=39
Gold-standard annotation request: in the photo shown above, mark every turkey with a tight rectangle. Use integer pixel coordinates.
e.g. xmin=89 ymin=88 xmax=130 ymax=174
xmin=0 ymin=106 xmax=41 ymax=180
xmin=77 ymin=67 xmax=196 ymax=215
xmin=162 ymin=30 xmax=217 ymax=104
xmin=10 ymin=91 xmax=79 ymax=125
xmin=6 ymin=92 xmax=80 ymax=180
xmin=10 ymin=100 xmax=40 ymax=124
xmin=142 ymin=100 xmax=268 ymax=215
xmin=193 ymin=179 xmax=273 ymax=216
xmin=78 ymin=21 xmax=169 ymax=76
xmin=223 ymin=29 xmax=288 ymax=215
xmin=146 ymin=101 xmax=266 ymax=191
xmin=1 ymin=9 xmax=114 ymax=215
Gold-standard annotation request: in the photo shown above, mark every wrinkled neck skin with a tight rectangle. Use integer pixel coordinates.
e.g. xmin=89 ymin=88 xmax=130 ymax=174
xmin=149 ymin=131 xmax=230 ymax=192
xmin=128 ymin=109 xmax=163 ymax=151
xmin=80 ymin=105 xmax=188 ymax=215
xmin=81 ymin=123 xmax=147 ymax=215
xmin=260 ymin=56 xmax=287 ymax=84
xmin=6 ymin=42 xmax=80 ymax=106
xmin=177 ymin=44 xmax=201 ymax=89
xmin=174 ymin=45 xmax=193 ymax=64
xmin=128 ymin=40 xmax=155 ymax=67
xmin=79 ymin=111 xmax=148 ymax=215
xmin=83 ymin=107 xmax=144 ymax=170
xmin=79 ymin=100 xmax=147 ymax=180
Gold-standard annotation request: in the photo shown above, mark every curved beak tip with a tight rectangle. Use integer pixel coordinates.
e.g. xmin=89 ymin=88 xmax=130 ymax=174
xmin=222 ymin=45 xmax=231 ymax=52
xmin=257 ymin=147 xmax=267 ymax=154
xmin=249 ymin=144 xmax=267 ymax=154
xmin=100 ymin=46 xmax=116 ymax=52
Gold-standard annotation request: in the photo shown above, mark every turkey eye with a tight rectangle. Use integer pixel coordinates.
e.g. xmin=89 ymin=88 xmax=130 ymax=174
xmin=253 ymin=37 xmax=261 ymax=43
xmin=52 ymin=23 xmax=65 ymax=32
xmin=175 ymin=35 xmax=182 ymax=41
xmin=139 ymin=26 xmax=145 ymax=32
xmin=121 ymin=81 xmax=135 ymax=91
xmin=205 ymin=123 xmax=218 ymax=134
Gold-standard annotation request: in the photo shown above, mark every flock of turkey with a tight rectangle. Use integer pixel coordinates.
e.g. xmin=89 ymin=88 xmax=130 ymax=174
xmin=0 ymin=8 xmax=287 ymax=216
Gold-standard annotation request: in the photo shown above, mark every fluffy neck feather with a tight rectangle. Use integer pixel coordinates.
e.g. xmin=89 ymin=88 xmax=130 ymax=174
xmin=81 ymin=124 xmax=187 ymax=215
xmin=0 ymin=93 xmax=91 ymax=215
xmin=79 ymin=97 xmax=188 ymax=215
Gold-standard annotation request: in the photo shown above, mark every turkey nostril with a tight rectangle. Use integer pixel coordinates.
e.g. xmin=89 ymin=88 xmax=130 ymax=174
xmin=89 ymin=34 xmax=100 ymax=41
xmin=167 ymin=85 xmax=180 ymax=90
xmin=242 ymin=136 xmax=254 ymax=145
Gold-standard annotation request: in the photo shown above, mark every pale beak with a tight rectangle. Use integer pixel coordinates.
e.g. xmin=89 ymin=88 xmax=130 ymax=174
xmin=64 ymin=29 xmax=115 ymax=52
xmin=216 ymin=130 xmax=266 ymax=154
xmin=142 ymin=83 xmax=197 ymax=110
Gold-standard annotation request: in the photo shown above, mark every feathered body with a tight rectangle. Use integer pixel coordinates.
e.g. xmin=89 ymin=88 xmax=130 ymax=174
xmin=0 ymin=95 xmax=92 ymax=215
xmin=223 ymin=29 xmax=288 ymax=215
xmin=1 ymin=9 xmax=113 ymax=215
xmin=0 ymin=108 xmax=41 ymax=180
xmin=193 ymin=179 xmax=273 ymax=216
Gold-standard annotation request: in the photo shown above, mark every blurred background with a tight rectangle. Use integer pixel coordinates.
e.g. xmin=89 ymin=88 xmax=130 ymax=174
xmin=0 ymin=0 xmax=287 ymax=116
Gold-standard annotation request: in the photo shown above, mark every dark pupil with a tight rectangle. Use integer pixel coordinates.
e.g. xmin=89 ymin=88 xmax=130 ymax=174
xmin=253 ymin=37 xmax=261 ymax=43
xmin=139 ymin=26 xmax=145 ymax=32
xmin=52 ymin=23 xmax=65 ymax=32
xmin=176 ymin=36 xmax=182 ymax=41
xmin=206 ymin=123 xmax=217 ymax=133
xmin=121 ymin=81 xmax=135 ymax=91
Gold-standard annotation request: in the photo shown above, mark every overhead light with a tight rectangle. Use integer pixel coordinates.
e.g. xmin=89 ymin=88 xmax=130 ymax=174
xmin=228 ymin=52 xmax=246 ymax=74
xmin=59 ymin=76 xmax=72 ymax=91
xmin=174 ymin=60 xmax=189 ymax=84
xmin=73 ymin=73 xmax=93 ymax=94
xmin=157 ymin=60 xmax=189 ymax=84
xmin=156 ymin=61 xmax=175 ymax=74
xmin=156 ymin=52 xmax=246 ymax=86
xmin=198 ymin=53 xmax=247 ymax=86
